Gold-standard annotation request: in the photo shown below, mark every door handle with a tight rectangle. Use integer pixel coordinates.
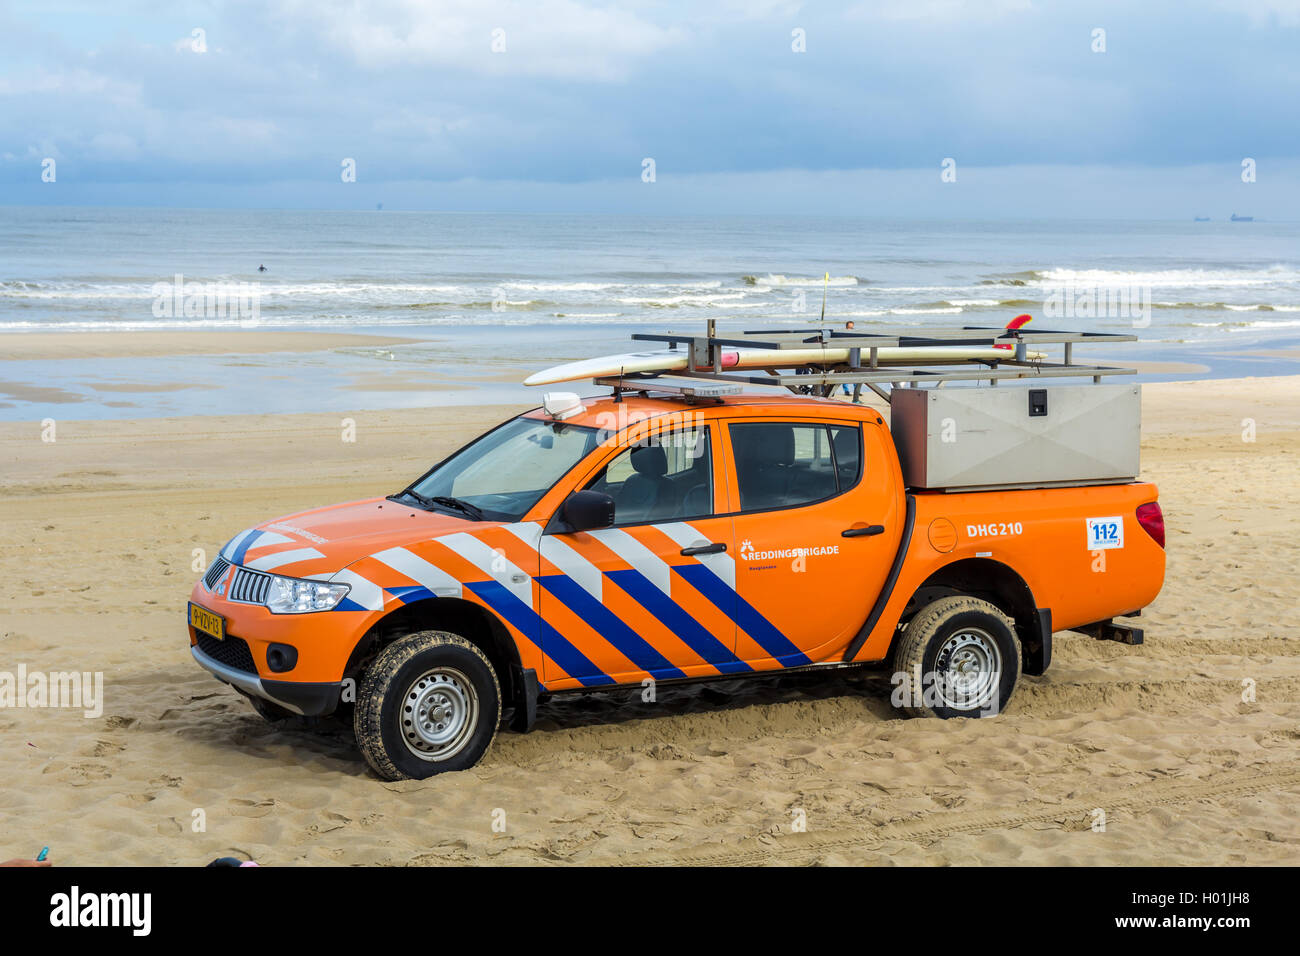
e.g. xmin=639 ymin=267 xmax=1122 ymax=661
xmin=842 ymin=525 xmax=885 ymax=538
xmin=680 ymin=542 xmax=727 ymax=556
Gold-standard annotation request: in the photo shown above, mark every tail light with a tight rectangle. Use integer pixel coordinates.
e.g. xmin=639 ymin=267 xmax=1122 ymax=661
xmin=1136 ymin=502 xmax=1164 ymax=548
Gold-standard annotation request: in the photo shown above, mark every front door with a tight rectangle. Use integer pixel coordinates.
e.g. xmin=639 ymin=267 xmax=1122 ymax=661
xmin=724 ymin=417 xmax=902 ymax=666
xmin=538 ymin=423 xmax=749 ymax=688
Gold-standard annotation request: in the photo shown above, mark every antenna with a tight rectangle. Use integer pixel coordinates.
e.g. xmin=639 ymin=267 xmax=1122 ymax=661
xmin=818 ymin=271 xmax=829 ymax=326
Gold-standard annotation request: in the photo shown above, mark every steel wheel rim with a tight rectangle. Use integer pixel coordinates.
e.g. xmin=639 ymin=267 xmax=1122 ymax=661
xmin=934 ymin=627 xmax=1001 ymax=709
xmin=400 ymin=667 xmax=478 ymax=762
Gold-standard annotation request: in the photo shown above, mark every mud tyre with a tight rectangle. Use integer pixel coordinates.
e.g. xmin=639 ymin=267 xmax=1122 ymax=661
xmin=354 ymin=631 xmax=501 ymax=780
xmin=890 ymin=596 xmax=1021 ymax=719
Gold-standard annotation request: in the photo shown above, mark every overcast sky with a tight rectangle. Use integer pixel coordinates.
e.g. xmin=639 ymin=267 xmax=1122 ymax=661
xmin=1 ymin=0 xmax=1297 ymax=215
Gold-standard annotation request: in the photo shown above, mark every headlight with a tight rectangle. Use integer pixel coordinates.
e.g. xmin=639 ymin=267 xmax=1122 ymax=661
xmin=264 ymin=575 xmax=351 ymax=614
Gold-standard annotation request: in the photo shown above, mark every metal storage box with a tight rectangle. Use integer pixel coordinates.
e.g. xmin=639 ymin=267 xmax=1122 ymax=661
xmin=890 ymin=383 xmax=1140 ymax=491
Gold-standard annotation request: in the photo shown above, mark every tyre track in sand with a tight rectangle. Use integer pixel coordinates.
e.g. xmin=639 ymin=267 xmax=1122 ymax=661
xmin=611 ymin=767 xmax=1300 ymax=866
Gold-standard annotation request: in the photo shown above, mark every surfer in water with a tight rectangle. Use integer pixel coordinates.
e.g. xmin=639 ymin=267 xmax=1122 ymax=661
xmin=258 ymin=264 xmax=267 ymax=272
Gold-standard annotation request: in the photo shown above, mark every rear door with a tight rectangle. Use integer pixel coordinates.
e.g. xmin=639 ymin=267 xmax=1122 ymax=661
xmin=723 ymin=417 xmax=902 ymax=666
xmin=536 ymin=422 xmax=749 ymax=688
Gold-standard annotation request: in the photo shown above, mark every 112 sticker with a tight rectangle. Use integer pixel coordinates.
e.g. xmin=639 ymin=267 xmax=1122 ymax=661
xmin=1086 ymin=516 xmax=1124 ymax=550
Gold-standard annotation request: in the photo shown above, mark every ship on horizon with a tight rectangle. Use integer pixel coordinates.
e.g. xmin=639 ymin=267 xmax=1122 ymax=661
xmin=1230 ymin=213 xmax=1254 ymax=222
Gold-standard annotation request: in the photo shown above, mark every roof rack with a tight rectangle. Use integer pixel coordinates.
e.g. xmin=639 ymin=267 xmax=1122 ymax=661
xmin=618 ymin=321 xmax=1137 ymax=402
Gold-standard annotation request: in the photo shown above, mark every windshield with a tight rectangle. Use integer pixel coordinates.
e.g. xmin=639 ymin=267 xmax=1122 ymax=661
xmin=401 ymin=416 xmax=600 ymax=522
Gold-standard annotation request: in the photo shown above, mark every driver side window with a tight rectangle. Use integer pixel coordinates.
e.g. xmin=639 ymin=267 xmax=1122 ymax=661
xmin=586 ymin=428 xmax=712 ymax=526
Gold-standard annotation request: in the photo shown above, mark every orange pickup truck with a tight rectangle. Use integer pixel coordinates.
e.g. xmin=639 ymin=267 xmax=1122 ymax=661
xmin=187 ymin=384 xmax=1165 ymax=780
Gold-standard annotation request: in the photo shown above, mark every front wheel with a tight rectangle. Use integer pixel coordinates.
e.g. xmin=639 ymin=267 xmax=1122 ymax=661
xmin=354 ymin=631 xmax=501 ymax=780
xmin=246 ymin=694 xmax=295 ymax=723
xmin=890 ymin=596 xmax=1021 ymax=718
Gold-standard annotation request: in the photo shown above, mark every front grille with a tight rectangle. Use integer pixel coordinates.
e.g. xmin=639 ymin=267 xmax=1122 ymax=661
xmin=195 ymin=633 xmax=258 ymax=674
xmin=203 ymin=556 xmax=230 ymax=591
xmin=229 ymin=567 xmax=272 ymax=604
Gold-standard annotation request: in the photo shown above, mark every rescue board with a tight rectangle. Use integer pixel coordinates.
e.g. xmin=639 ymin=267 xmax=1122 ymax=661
xmin=525 ymin=315 xmax=1044 ymax=387
xmin=525 ymin=344 xmax=1044 ymax=387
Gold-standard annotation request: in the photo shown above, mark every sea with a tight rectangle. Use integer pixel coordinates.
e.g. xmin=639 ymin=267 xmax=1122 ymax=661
xmin=2 ymin=207 xmax=1298 ymax=419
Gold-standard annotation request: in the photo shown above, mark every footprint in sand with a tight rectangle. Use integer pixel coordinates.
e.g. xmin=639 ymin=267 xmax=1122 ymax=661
xmin=68 ymin=763 xmax=113 ymax=784
xmin=780 ymin=756 xmax=821 ymax=772
xmin=229 ymin=798 xmax=276 ymax=818
xmin=309 ymin=810 xmax=353 ymax=834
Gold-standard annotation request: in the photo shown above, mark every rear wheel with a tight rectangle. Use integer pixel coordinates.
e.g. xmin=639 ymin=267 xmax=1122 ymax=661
xmin=354 ymin=631 xmax=501 ymax=780
xmin=890 ymin=596 xmax=1021 ymax=718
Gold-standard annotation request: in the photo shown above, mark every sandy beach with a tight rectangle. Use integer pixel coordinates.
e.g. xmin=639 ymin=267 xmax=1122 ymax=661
xmin=2 ymin=370 xmax=1298 ymax=866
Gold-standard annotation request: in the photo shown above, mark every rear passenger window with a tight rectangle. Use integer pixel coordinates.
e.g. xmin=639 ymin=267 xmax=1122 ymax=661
xmin=830 ymin=425 xmax=861 ymax=489
xmin=729 ymin=422 xmax=861 ymax=511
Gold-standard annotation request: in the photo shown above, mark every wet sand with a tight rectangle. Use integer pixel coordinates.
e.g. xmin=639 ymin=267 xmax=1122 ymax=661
xmin=0 ymin=331 xmax=421 ymax=361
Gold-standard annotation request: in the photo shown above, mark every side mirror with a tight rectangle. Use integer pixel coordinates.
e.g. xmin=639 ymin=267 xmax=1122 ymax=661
xmin=560 ymin=490 xmax=615 ymax=533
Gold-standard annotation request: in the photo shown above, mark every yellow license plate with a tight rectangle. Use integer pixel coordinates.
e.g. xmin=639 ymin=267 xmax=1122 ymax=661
xmin=189 ymin=602 xmax=225 ymax=641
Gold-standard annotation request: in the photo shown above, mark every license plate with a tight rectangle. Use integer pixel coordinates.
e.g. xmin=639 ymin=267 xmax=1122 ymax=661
xmin=189 ymin=602 xmax=225 ymax=641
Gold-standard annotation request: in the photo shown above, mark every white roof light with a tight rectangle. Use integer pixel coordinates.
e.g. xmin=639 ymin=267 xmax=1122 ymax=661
xmin=542 ymin=391 xmax=584 ymax=420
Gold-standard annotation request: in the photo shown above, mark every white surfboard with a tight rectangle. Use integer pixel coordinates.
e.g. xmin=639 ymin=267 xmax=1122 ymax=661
xmin=523 ymin=344 xmax=1043 ymax=386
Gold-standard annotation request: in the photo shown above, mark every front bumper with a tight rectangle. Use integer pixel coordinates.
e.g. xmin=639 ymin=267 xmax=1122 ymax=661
xmin=188 ymin=563 xmax=380 ymax=704
xmin=191 ymin=643 xmax=343 ymax=717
